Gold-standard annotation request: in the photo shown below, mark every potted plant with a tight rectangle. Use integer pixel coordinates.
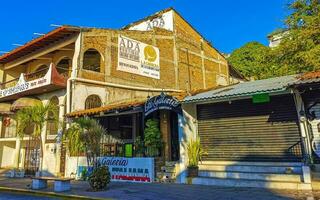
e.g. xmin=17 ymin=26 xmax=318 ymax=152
xmin=64 ymin=117 xmax=111 ymax=191
xmin=144 ymin=119 xmax=163 ymax=157
xmin=187 ymin=137 xmax=203 ymax=177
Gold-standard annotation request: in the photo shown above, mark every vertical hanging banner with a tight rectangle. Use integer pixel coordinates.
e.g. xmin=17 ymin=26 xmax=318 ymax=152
xmin=117 ymin=35 xmax=160 ymax=79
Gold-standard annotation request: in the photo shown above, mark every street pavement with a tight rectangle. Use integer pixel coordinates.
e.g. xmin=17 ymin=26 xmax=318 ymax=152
xmin=0 ymin=177 xmax=319 ymax=200
xmin=0 ymin=191 xmax=59 ymax=200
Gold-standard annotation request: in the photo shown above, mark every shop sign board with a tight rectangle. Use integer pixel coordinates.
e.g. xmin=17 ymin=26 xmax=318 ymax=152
xmin=0 ymin=66 xmax=52 ymax=98
xmin=144 ymin=92 xmax=181 ymax=116
xmin=128 ymin=10 xmax=174 ymax=31
xmin=252 ymin=93 xmax=270 ymax=104
xmin=117 ymin=35 xmax=160 ymax=79
xmin=77 ymin=157 xmax=154 ymax=183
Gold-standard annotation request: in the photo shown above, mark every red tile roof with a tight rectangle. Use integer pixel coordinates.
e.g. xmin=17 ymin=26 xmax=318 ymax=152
xmin=66 ymin=100 xmax=146 ymax=118
xmin=0 ymin=26 xmax=80 ymax=64
xmin=298 ymin=71 xmax=320 ymax=80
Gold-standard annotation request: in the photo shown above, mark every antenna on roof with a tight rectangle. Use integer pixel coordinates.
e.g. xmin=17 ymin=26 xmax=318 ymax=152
xmin=33 ymin=33 xmax=45 ymax=36
xmin=12 ymin=44 xmax=23 ymax=47
xmin=0 ymin=51 xmax=9 ymax=54
xmin=50 ymin=24 xmax=62 ymax=27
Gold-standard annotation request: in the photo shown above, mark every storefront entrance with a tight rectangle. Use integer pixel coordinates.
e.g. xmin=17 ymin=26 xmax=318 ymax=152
xmin=144 ymin=93 xmax=181 ymax=162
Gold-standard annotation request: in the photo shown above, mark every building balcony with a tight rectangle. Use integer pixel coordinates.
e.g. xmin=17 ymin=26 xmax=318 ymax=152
xmin=0 ymin=64 xmax=68 ymax=102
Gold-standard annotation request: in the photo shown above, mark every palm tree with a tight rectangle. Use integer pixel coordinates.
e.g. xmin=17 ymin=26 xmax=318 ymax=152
xmin=16 ymin=103 xmax=58 ymax=176
xmin=64 ymin=117 xmax=106 ymax=169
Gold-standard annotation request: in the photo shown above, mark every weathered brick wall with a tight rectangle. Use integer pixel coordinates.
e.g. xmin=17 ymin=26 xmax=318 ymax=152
xmin=79 ymin=10 xmax=229 ymax=98
xmin=174 ymin=12 xmax=229 ymax=90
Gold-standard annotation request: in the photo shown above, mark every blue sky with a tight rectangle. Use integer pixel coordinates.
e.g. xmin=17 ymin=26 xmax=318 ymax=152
xmin=0 ymin=0 xmax=290 ymax=54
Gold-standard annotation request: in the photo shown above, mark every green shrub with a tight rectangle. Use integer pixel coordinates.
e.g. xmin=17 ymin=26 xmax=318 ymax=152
xmin=80 ymin=167 xmax=88 ymax=181
xmin=144 ymin=119 xmax=162 ymax=157
xmin=88 ymin=166 xmax=111 ymax=191
xmin=187 ymin=137 xmax=203 ymax=168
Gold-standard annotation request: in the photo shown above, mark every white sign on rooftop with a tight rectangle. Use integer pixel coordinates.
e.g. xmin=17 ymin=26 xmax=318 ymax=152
xmin=128 ymin=10 xmax=174 ymax=32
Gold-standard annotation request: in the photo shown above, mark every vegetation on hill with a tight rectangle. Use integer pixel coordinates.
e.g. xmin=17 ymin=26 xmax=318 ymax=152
xmin=228 ymin=0 xmax=320 ymax=80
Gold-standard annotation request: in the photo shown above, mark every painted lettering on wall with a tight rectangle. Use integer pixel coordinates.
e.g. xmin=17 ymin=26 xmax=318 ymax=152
xmin=0 ymin=66 xmax=52 ymax=98
xmin=128 ymin=10 xmax=174 ymax=32
xmin=145 ymin=92 xmax=181 ymax=116
xmin=77 ymin=157 xmax=154 ymax=183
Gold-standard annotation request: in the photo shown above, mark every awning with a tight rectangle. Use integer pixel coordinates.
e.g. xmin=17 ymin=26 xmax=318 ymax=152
xmin=0 ymin=103 xmax=13 ymax=115
xmin=11 ymin=97 xmax=42 ymax=111
xmin=66 ymin=100 xmax=145 ymax=118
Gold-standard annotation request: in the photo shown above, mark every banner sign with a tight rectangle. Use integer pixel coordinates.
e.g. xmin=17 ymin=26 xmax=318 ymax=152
xmin=0 ymin=65 xmax=52 ymax=98
xmin=128 ymin=10 xmax=174 ymax=32
xmin=252 ymin=93 xmax=270 ymax=104
xmin=77 ymin=157 xmax=154 ymax=183
xmin=118 ymin=35 xmax=160 ymax=79
xmin=144 ymin=92 xmax=181 ymax=116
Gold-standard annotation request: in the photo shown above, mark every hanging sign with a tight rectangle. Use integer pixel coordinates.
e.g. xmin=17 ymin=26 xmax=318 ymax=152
xmin=117 ymin=35 xmax=160 ymax=79
xmin=128 ymin=10 xmax=174 ymax=31
xmin=0 ymin=65 xmax=52 ymax=98
xmin=144 ymin=92 xmax=181 ymax=116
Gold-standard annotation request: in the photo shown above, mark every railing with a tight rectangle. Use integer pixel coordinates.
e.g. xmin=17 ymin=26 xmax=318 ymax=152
xmin=0 ymin=66 xmax=71 ymax=90
xmin=70 ymin=142 xmax=140 ymax=157
xmin=287 ymin=141 xmax=303 ymax=160
xmin=1 ymin=128 xmax=17 ymax=138
xmin=24 ymin=67 xmax=49 ymax=81
xmin=0 ymin=78 xmax=19 ymax=90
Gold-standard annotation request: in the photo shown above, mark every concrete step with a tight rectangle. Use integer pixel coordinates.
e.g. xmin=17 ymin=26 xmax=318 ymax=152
xmin=161 ymin=166 xmax=175 ymax=173
xmin=199 ymin=164 xmax=302 ymax=174
xmin=198 ymin=170 xmax=301 ymax=182
xmin=157 ymin=172 xmax=176 ymax=179
xmin=165 ymin=161 xmax=178 ymax=167
xmin=192 ymin=177 xmax=311 ymax=190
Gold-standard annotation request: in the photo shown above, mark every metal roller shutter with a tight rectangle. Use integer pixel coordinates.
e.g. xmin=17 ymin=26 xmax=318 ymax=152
xmin=197 ymin=95 xmax=303 ymax=162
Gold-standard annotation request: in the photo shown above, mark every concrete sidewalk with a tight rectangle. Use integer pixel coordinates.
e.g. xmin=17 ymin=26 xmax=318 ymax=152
xmin=0 ymin=177 xmax=319 ymax=200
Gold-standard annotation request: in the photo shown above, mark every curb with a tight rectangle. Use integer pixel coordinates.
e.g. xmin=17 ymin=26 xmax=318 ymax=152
xmin=0 ymin=186 xmax=113 ymax=200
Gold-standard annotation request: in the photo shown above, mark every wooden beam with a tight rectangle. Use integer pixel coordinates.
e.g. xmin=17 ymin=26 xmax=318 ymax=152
xmin=4 ymin=35 xmax=78 ymax=70
xmin=34 ymin=57 xmax=52 ymax=60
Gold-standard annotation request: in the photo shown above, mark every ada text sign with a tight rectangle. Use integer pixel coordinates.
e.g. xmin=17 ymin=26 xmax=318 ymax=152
xmin=117 ymin=35 xmax=160 ymax=79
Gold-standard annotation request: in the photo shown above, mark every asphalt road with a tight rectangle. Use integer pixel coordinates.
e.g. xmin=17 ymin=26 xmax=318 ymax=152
xmin=0 ymin=191 xmax=61 ymax=200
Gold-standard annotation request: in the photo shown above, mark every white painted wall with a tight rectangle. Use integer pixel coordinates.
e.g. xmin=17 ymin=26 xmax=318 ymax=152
xmin=0 ymin=142 xmax=15 ymax=168
xmin=72 ymin=83 xmax=107 ymax=111
xmin=176 ymin=103 xmax=197 ymax=183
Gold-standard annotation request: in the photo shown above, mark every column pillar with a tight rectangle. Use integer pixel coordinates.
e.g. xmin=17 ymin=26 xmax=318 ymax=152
xmin=160 ymin=110 xmax=171 ymax=162
xmin=55 ymin=100 xmax=66 ymax=176
xmin=176 ymin=103 xmax=197 ymax=184
xmin=14 ymin=138 xmax=21 ymax=168
xmin=293 ymin=89 xmax=313 ymax=164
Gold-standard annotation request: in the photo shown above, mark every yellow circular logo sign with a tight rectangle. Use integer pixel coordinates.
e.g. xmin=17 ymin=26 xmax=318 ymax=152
xmin=144 ymin=45 xmax=157 ymax=62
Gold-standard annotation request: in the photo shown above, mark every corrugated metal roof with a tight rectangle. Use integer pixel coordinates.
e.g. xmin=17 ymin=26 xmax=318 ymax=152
xmin=183 ymin=75 xmax=298 ymax=103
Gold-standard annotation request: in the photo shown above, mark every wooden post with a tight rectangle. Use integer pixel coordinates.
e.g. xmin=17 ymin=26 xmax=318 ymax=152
xmin=160 ymin=110 xmax=171 ymax=161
